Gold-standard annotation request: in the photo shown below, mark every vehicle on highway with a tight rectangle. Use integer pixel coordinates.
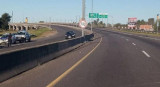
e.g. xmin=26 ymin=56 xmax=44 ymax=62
xmin=15 ymin=30 xmax=31 ymax=43
xmin=0 ymin=33 xmax=17 ymax=45
xmin=65 ymin=31 xmax=76 ymax=39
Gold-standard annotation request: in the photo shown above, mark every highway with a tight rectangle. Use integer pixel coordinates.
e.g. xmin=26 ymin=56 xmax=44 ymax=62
xmin=0 ymin=25 xmax=81 ymax=54
xmin=1 ymin=28 xmax=160 ymax=87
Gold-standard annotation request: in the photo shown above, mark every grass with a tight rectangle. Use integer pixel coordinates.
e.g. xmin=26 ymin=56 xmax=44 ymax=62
xmin=0 ymin=27 xmax=55 ymax=38
xmin=28 ymin=28 xmax=51 ymax=38
xmin=113 ymin=29 xmax=160 ymax=37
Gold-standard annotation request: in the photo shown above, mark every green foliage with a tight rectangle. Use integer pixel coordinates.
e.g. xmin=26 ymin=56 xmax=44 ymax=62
xmin=0 ymin=13 xmax=11 ymax=30
xmin=0 ymin=18 xmax=2 ymax=28
xmin=136 ymin=20 xmax=147 ymax=28
xmin=88 ymin=18 xmax=106 ymax=28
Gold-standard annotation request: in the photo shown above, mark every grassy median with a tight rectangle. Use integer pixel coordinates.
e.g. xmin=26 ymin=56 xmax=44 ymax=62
xmin=0 ymin=27 xmax=56 ymax=39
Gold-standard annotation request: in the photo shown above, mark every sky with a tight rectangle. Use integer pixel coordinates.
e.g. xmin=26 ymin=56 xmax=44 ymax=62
xmin=0 ymin=0 xmax=159 ymax=24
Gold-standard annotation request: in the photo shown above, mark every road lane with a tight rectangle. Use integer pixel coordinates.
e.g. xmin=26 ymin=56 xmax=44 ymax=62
xmin=54 ymin=29 xmax=160 ymax=87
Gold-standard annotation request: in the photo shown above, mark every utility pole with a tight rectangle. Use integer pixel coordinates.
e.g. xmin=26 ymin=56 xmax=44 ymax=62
xmin=157 ymin=14 xmax=159 ymax=34
xmin=82 ymin=0 xmax=85 ymax=37
xmin=49 ymin=17 xmax=52 ymax=29
xmin=11 ymin=11 xmax=13 ymax=23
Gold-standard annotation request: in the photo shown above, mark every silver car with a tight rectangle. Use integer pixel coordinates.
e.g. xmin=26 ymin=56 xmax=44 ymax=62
xmin=0 ymin=33 xmax=17 ymax=45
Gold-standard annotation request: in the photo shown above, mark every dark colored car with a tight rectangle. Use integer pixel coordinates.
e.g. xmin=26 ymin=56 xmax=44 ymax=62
xmin=65 ymin=31 xmax=76 ymax=39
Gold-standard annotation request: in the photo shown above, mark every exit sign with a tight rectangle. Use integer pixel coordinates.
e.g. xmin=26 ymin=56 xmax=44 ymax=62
xmin=89 ymin=13 xmax=108 ymax=18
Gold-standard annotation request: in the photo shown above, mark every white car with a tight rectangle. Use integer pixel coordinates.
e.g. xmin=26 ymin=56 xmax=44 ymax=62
xmin=15 ymin=30 xmax=31 ymax=43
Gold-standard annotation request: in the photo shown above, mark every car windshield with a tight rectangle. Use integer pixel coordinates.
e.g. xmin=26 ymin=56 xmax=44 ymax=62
xmin=67 ymin=31 xmax=74 ymax=34
xmin=17 ymin=32 xmax=25 ymax=35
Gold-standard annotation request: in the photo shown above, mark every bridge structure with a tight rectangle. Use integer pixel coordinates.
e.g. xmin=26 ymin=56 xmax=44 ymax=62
xmin=8 ymin=22 xmax=78 ymax=31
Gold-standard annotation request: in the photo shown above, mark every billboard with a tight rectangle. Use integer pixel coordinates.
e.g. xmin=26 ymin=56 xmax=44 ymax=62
xmin=128 ymin=18 xmax=137 ymax=29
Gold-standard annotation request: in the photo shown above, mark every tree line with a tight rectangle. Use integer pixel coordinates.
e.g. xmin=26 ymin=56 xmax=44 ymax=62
xmin=88 ymin=19 xmax=106 ymax=28
xmin=114 ymin=19 xmax=160 ymax=31
xmin=0 ymin=13 xmax=11 ymax=30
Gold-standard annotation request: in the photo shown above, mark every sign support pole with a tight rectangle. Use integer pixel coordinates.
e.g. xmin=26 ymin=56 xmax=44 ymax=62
xmin=91 ymin=0 xmax=93 ymax=33
xmin=157 ymin=14 xmax=159 ymax=34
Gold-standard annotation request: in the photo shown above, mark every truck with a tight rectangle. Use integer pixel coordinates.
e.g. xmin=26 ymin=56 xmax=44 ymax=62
xmin=15 ymin=30 xmax=31 ymax=43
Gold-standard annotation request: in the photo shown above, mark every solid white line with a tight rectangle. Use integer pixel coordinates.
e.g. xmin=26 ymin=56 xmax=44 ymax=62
xmin=142 ymin=51 xmax=151 ymax=58
xmin=132 ymin=43 xmax=136 ymax=46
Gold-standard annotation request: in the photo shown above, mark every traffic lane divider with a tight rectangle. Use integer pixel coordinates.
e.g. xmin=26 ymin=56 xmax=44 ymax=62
xmin=0 ymin=34 xmax=94 ymax=83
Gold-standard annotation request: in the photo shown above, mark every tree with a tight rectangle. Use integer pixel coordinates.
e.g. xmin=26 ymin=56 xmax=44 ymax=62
xmin=0 ymin=18 xmax=2 ymax=29
xmin=0 ymin=13 xmax=11 ymax=30
xmin=88 ymin=19 xmax=106 ymax=28
xmin=114 ymin=23 xmax=121 ymax=28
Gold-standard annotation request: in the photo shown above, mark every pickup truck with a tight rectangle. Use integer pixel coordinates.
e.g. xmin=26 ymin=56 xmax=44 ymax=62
xmin=15 ymin=30 xmax=31 ymax=43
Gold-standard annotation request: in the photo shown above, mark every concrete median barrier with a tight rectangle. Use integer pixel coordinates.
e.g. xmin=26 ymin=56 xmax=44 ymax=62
xmin=0 ymin=33 xmax=94 ymax=82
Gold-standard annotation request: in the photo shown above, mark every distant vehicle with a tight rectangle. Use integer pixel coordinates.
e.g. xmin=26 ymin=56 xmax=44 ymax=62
xmin=0 ymin=33 xmax=16 ymax=45
xmin=65 ymin=31 xmax=76 ymax=39
xmin=15 ymin=30 xmax=31 ymax=43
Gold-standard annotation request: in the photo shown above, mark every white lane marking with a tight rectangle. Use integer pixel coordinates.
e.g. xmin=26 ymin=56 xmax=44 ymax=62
xmin=132 ymin=43 xmax=136 ymax=46
xmin=142 ymin=51 xmax=151 ymax=58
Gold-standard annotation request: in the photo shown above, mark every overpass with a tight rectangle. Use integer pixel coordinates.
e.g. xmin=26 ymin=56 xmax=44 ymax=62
xmin=8 ymin=22 xmax=78 ymax=31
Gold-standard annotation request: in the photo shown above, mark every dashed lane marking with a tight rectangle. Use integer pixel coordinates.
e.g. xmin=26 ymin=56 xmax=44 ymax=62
xmin=132 ymin=43 xmax=136 ymax=46
xmin=142 ymin=51 xmax=151 ymax=58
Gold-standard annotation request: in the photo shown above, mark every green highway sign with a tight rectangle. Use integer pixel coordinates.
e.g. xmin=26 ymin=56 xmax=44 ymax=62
xmin=89 ymin=13 xmax=97 ymax=18
xmin=89 ymin=13 xmax=108 ymax=18
xmin=98 ymin=13 xmax=108 ymax=18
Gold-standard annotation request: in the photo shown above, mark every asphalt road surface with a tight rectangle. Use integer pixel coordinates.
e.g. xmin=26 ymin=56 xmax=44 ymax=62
xmin=1 ymin=28 xmax=160 ymax=87
xmin=0 ymin=25 xmax=81 ymax=54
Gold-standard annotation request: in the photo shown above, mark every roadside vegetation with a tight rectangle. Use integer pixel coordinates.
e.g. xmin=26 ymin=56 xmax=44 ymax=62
xmin=114 ymin=19 xmax=160 ymax=31
xmin=28 ymin=27 xmax=56 ymax=39
xmin=0 ymin=27 xmax=56 ymax=39
xmin=88 ymin=19 xmax=106 ymax=28
xmin=0 ymin=13 xmax=11 ymax=30
xmin=113 ymin=29 xmax=160 ymax=37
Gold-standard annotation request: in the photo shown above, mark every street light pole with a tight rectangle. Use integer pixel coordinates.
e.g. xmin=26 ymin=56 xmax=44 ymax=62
xmin=110 ymin=15 xmax=114 ymax=29
xmin=157 ymin=14 xmax=159 ymax=34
